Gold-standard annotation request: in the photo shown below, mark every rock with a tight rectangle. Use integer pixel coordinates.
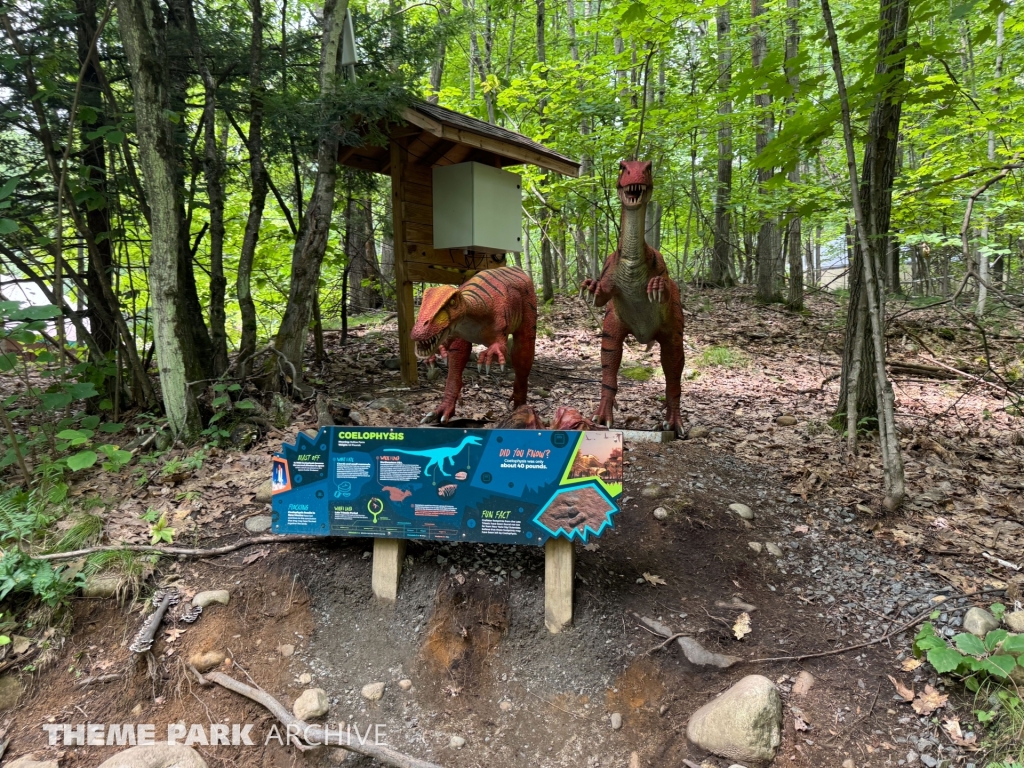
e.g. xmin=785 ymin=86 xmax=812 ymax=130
xmin=83 ymin=573 xmax=120 ymax=598
xmin=1006 ymin=577 xmax=1024 ymax=605
xmin=765 ymin=543 xmax=784 ymax=557
xmin=686 ymin=674 xmax=783 ymax=764
xmin=841 ymin=761 xmax=855 ymax=768
xmin=776 ymin=415 xmax=797 ymax=426
xmin=6 ymin=756 xmax=60 ymax=768
xmin=610 ymin=712 xmax=622 ymax=730
xmin=499 ymin=700 xmax=512 ymax=711
xmin=97 ymin=745 xmax=207 ymax=768
xmin=920 ymin=755 xmax=938 ymax=768
xmin=729 ymin=503 xmax=754 ymax=520
xmin=293 ymin=688 xmax=329 ymax=720
xmin=792 ymin=671 xmax=815 ymax=697
xmin=629 ymin=753 xmax=640 ymax=768
xmin=1004 ymin=610 xmax=1024 ymax=632
xmin=449 ymin=736 xmax=466 ymax=749
xmin=383 ymin=358 xmax=401 ymax=371
xmin=748 ymin=542 xmax=763 ymax=554
xmin=641 ymin=484 xmax=663 ymax=499
xmin=653 ymin=507 xmax=669 ymax=521
xmin=348 ymin=410 xmax=364 ymax=426
xmin=270 ymin=392 xmax=293 ymax=428
xmin=10 ymin=635 xmax=31 ymax=655
xmin=368 ymin=397 xmax=404 ymax=412
xmin=188 ymin=649 xmax=227 ymax=673
xmin=191 ymin=590 xmax=229 ymax=608
xmin=253 ymin=479 xmax=273 ymax=505
xmin=0 ymin=675 xmax=24 ymax=710
xmin=278 ymin=643 xmax=295 ymax=658
xmin=361 ymin=682 xmax=386 ymax=701
xmin=302 ymin=428 xmax=318 ymax=439
xmin=244 ymin=514 xmax=272 ymax=533
xmin=299 ymin=673 xmax=312 ymax=685
xmin=398 ymin=679 xmax=413 ymax=691
xmin=964 ymin=607 xmax=999 ymax=637
xmin=687 ymin=426 xmax=711 ymax=440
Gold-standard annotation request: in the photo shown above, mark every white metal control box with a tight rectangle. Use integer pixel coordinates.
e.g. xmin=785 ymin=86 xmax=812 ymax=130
xmin=432 ymin=162 xmax=522 ymax=254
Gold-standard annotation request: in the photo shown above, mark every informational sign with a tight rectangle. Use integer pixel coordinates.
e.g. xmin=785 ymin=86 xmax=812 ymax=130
xmin=271 ymin=427 xmax=623 ymax=546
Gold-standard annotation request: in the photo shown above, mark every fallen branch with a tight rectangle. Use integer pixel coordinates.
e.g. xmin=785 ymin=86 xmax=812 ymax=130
xmin=32 ymin=535 xmax=313 ymax=562
xmin=76 ymin=673 xmax=123 ymax=687
xmin=921 ymin=356 xmax=1014 ymax=396
xmin=749 ymin=588 xmax=1005 ymax=664
xmin=202 ymin=670 xmax=443 ymax=768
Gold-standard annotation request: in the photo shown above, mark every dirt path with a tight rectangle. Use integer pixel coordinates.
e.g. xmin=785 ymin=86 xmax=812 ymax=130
xmin=2 ymin=291 xmax=1020 ymax=768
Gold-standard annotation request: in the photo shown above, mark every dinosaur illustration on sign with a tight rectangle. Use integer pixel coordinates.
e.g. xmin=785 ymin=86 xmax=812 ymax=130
xmin=391 ymin=435 xmax=483 ymax=477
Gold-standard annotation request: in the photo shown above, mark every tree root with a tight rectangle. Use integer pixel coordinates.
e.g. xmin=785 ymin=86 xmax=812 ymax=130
xmin=201 ymin=670 xmax=444 ymax=768
xmin=32 ymin=534 xmax=313 ymax=562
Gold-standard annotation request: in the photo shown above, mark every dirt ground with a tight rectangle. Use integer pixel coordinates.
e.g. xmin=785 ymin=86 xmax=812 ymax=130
xmin=1 ymin=290 xmax=1021 ymax=768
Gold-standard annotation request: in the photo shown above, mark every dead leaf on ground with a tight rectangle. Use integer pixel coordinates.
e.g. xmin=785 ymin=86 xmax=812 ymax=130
xmin=733 ymin=612 xmax=752 ymax=640
xmin=901 ymin=658 xmax=923 ymax=672
xmin=642 ymin=572 xmax=667 ymax=586
xmin=942 ymin=718 xmax=978 ymax=747
xmin=793 ymin=525 xmax=809 ymax=534
xmin=243 ymin=548 xmax=269 ymax=565
xmin=164 ymin=628 xmax=186 ymax=643
xmin=911 ymin=685 xmax=948 ymax=715
xmin=887 ymin=675 xmax=915 ymax=702
xmin=794 ymin=716 xmax=810 ymax=732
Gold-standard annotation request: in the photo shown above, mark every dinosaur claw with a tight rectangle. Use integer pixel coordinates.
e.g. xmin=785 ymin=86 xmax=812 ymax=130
xmin=421 ymin=412 xmax=439 ymax=424
xmin=500 ymin=363 xmax=506 ymax=373
xmin=440 ymin=413 xmax=448 ymax=424
xmin=485 ymin=363 xmax=491 ymax=375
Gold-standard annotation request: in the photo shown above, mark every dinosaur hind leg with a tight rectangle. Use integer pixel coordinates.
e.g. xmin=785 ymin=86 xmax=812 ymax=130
xmin=510 ymin=295 xmax=537 ymax=408
xmin=657 ymin=324 xmax=685 ymax=435
xmin=428 ymin=337 xmax=471 ymax=423
xmin=596 ymin=309 xmax=628 ymax=427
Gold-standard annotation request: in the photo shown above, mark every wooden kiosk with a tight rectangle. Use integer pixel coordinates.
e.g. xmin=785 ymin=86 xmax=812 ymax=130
xmin=337 ymin=101 xmax=580 ymax=387
xmin=337 ymin=102 xmax=582 ymax=633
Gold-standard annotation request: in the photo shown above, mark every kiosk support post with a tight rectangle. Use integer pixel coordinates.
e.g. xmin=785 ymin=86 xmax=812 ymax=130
xmin=372 ymin=538 xmax=406 ymax=603
xmin=544 ymin=538 xmax=575 ymax=633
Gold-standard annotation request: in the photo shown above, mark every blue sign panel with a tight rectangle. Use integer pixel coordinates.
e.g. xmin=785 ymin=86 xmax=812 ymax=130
xmin=271 ymin=427 xmax=623 ymax=546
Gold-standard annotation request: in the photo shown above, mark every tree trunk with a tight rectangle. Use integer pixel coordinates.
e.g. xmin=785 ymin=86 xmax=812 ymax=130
xmin=711 ymin=1 xmax=734 ymax=287
xmin=117 ymin=0 xmax=205 ymax=437
xmin=823 ymin=0 xmax=906 ymax=509
xmin=237 ymin=0 xmax=268 ymax=381
xmin=272 ymin=0 xmax=349 ymax=390
xmin=181 ymin=0 xmax=228 ymax=374
xmin=347 ymin=195 xmax=382 ymax=313
xmin=427 ymin=0 xmax=450 ymax=103
xmin=784 ymin=0 xmax=802 ymax=309
xmin=752 ymin=0 xmax=780 ymax=303
xmin=834 ymin=0 xmax=909 ymax=428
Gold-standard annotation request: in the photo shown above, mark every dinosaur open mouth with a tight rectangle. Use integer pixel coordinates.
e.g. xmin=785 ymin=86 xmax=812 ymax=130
xmin=414 ymin=327 xmax=450 ymax=358
xmin=619 ymin=183 xmax=647 ymax=207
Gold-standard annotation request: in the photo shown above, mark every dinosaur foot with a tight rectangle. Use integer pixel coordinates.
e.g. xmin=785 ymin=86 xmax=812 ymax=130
xmin=421 ymin=404 xmax=457 ymax=424
xmin=593 ymin=404 xmax=615 ymax=429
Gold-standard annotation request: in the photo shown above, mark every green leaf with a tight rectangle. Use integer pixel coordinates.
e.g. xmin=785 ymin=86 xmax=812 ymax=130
xmin=67 ymin=450 xmax=98 ymax=471
xmin=0 ymin=353 xmax=17 ymax=372
xmin=953 ymin=633 xmax=987 ymax=657
xmin=926 ymin=646 xmax=965 ymax=674
xmin=985 ymin=629 xmax=1009 ymax=652
xmin=0 ymin=219 xmax=17 ymax=235
xmin=81 ymin=415 xmax=100 ymax=429
xmin=620 ymin=1 xmax=646 ymax=22
xmin=57 ymin=429 xmax=84 ymax=440
xmin=98 ymin=423 xmax=124 ymax=433
xmin=11 ymin=304 xmax=60 ymax=320
xmin=235 ymin=400 xmax=255 ymax=410
xmin=1001 ymin=635 xmax=1024 ymax=654
xmin=105 ymin=130 xmax=125 ymax=144
xmin=0 ymin=178 xmax=19 ymax=200
xmin=990 ymin=603 xmax=1006 ymax=620
xmin=40 ymin=392 xmax=72 ymax=410
xmin=981 ymin=655 xmax=1017 ymax=678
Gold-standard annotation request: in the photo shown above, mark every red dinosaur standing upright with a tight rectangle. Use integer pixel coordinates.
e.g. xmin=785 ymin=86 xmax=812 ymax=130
xmin=581 ymin=160 xmax=685 ymax=433
xmin=412 ymin=267 xmax=537 ymax=423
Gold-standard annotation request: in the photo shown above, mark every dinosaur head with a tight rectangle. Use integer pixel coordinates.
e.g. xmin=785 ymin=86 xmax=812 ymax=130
xmin=617 ymin=160 xmax=653 ymax=211
xmin=412 ymin=286 xmax=463 ymax=358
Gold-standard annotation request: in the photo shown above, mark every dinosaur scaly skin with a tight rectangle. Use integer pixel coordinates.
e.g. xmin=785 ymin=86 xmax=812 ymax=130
xmin=412 ymin=267 xmax=538 ymax=423
xmin=580 ymin=160 xmax=685 ymax=433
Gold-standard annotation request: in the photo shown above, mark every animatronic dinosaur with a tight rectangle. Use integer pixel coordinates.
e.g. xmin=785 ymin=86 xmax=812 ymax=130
xmin=392 ymin=435 xmax=483 ymax=477
xmin=580 ymin=160 xmax=685 ymax=433
xmin=412 ymin=267 xmax=537 ymax=423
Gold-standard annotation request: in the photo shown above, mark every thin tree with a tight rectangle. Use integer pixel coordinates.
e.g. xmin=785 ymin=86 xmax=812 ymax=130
xmin=752 ymin=0 xmax=780 ymax=303
xmin=784 ymin=0 xmax=803 ymax=309
xmin=821 ymin=0 xmax=906 ymax=510
xmin=711 ymin=0 xmax=734 ymax=287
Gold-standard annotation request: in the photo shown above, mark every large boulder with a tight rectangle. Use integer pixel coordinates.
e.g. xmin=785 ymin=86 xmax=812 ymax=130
xmin=687 ymin=674 xmax=783 ymax=765
xmin=97 ymin=745 xmax=207 ymax=768
xmin=6 ymin=756 xmax=60 ymax=768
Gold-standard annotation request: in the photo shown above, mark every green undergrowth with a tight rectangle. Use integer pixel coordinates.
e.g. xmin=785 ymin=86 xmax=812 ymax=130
xmin=694 ymin=345 xmax=750 ymax=369
xmin=913 ymin=604 xmax=1024 ymax=767
xmin=621 ymin=364 xmax=654 ymax=381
